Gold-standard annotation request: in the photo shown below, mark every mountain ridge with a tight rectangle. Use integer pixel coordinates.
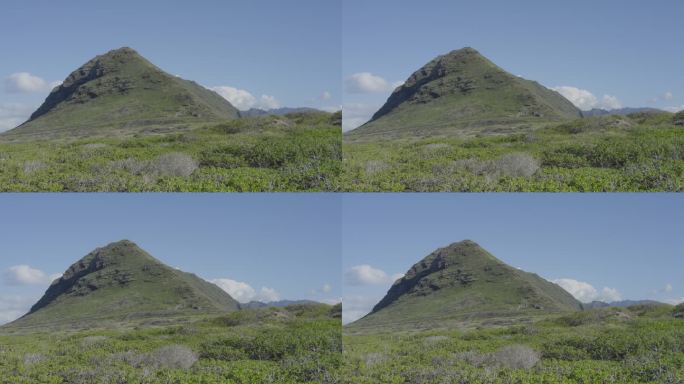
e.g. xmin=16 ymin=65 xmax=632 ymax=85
xmin=4 ymin=240 xmax=239 ymax=331
xmin=346 ymin=47 xmax=581 ymax=140
xmin=3 ymin=47 xmax=239 ymax=139
xmin=350 ymin=240 xmax=581 ymax=331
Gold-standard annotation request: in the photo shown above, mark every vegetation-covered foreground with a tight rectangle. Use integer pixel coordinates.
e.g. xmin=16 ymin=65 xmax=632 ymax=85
xmin=342 ymin=112 xmax=684 ymax=191
xmin=341 ymin=304 xmax=684 ymax=383
xmin=0 ymin=304 xmax=341 ymax=384
xmin=0 ymin=112 xmax=340 ymax=192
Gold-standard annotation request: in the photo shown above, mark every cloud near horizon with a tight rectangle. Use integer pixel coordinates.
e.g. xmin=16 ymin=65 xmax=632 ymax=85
xmin=344 ymin=72 xmax=402 ymax=94
xmin=4 ymin=72 xmax=60 ymax=94
xmin=0 ymin=294 xmax=39 ymax=325
xmin=345 ymin=264 xmax=404 ymax=286
xmin=552 ymin=86 xmax=622 ymax=111
xmin=3 ymin=265 xmax=61 ymax=286
xmin=210 ymin=278 xmax=280 ymax=303
xmin=210 ymin=86 xmax=281 ymax=111
xmin=552 ymin=278 xmax=622 ymax=303
xmin=342 ymin=294 xmax=382 ymax=324
xmin=0 ymin=103 xmax=35 ymax=132
xmin=342 ymin=102 xmax=380 ymax=131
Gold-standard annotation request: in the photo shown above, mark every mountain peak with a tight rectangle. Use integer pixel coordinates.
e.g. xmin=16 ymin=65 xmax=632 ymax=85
xmin=353 ymin=241 xmax=581 ymax=330
xmin=346 ymin=47 xmax=581 ymax=140
xmin=5 ymin=47 xmax=239 ymax=138
xmin=443 ymin=46 xmax=483 ymax=59
xmin=7 ymin=241 xmax=238 ymax=330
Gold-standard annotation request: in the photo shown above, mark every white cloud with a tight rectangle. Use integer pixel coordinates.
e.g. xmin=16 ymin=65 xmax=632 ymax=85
xmin=0 ymin=103 xmax=34 ymax=132
xmin=320 ymin=105 xmax=342 ymax=113
xmin=320 ymin=91 xmax=332 ymax=100
xmin=342 ymin=295 xmax=381 ymax=324
xmin=552 ymin=278 xmax=622 ymax=303
xmin=322 ymin=283 xmax=332 ymax=293
xmin=551 ymin=86 xmax=622 ymax=111
xmin=599 ymin=94 xmax=622 ymax=110
xmin=3 ymin=265 xmax=59 ymax=286
xmin=664 ymin=91 xmax=673 ymax=101
xmin=0 ymin=294 xmax=37 ymax=325
xmin=210 ymin=278 xmax=280 ymax=303
xmin=664 ymin=105 xmax=684 ymax=113
xmin=258 ymin=94 xmax=281 ymax=110
xmin=345 ymin=72 xmax=394 ymax=93
xmin=209 ymin=86 xmax=280 ymax=111
xmin=600 ymin=287 xmax=622 ymax=302
xmin=345 ymin=265 xmax=401 ymax=286
xmin=654 ymin=283 xmax=674 ymax=294
xmin=4 ymin=72 xmax=59 ymax=93
xmin=342 ymin=102 xmax=380 ymax=132
xmin=665 ymin=297 xmax=684 ymax=305
xmin=320 ymin=297 xmax=342 ymax=305
xmin=258 ymin=286 xmax=280 ymax=302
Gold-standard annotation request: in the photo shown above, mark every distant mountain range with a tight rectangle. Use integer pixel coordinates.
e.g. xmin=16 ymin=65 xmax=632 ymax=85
xmin=241 ymin=107 xmax=322 ymax=117
xmin=583 ymin=300 xmax=664 ymax=309
xmin=242 ymin=299 xmax=320 ymax=309
xmin=581 ymin=107 xmax=663 ymax=117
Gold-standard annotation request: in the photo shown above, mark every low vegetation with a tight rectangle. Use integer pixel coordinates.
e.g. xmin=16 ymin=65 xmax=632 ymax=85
xmin=339 ymin=304 xmax=684 ymax=383
xmin=0 ymin=304 xmax=341 ymax=384
xmin=0 ymin=112 xmax=341 ymax=192
xmin=341 ymin=112 xmax=684 ymax=191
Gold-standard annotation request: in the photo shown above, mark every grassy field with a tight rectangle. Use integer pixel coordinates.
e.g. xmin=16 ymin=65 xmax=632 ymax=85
xmin=341 ymin=112 xmax=684 ymax=191
xmin=0 ymin=111 xmax=340 ymax=192
xmin=340 ymin=304 xmax=684 ymax=383
xmin=0 ymin=304 xmax=341 ymax=384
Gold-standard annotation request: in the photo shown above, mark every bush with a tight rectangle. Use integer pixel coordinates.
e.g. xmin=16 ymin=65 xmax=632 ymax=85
xmin=364 ymin=352 xmax=387 ymax=367
xmin=493 ymin=153 xmax=540 ymax=177
xmin=365 ymin=160 xmax=388 ymax=175
xmin=452 ymin=153 xmax=540 ymax=178
xmin=145 ymin=345 xmax=198 ymax=369
xmin=673 ymin=111 xmax=684 ymax=126
xmin=149 ymin=153 xmax=198 ymax=177
xmin=673 ymin=303 xmax=684 ymax=318
xmin=111 ymin=345 xmax=198 ymax=370
xmin=490 ymin=345 xmax=540 ymax=369
xmin=23 ymin=160 xmax=46 ymax=174
xmin=23 ymin=353 xmax=44 ymax=366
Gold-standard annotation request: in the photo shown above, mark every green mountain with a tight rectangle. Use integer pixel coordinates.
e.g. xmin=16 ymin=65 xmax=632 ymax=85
xmin=3 ymin=47 xmax=239 ymax=139
xmin=4 ymin=240 xmax=239 ymax=331
xmin=345 ymin=47 xmax=581 ymax=141
xmin=349 ymin=240 xmax=581 ymax=331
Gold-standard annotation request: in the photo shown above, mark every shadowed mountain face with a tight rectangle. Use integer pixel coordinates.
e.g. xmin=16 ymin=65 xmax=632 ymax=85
xmin=346 ymin=47 xmax=581 ymax=140
xmin=350 ymin=240 xmax=581 ymax=331
xmin=5 ymin=240 xmax=238 ymax=331
xmin=3 ymin=47 xmax=239 ymax=138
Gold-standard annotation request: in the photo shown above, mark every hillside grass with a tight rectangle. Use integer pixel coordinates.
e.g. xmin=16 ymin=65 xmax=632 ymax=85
xmin=341 ymin=112 xmax=684 ymax=191
xmin=0 ymin=304 xmax=341 ymax=384
xmin=340 ymin=304 xmax=684 ymax=383
xmin=0 ymin=112 xmax=340 ymax=192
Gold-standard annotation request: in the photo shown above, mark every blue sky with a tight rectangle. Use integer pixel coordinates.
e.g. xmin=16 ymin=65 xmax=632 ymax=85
xmin=0 ymin=0 xmax=341 ymax=131
xmin=342 ymin=194 xmax=684 ymax=323
xmin=0 ymin=194 xmax=341 ymax=324
xmin=342 ymin=0 xmax=684 ymax=131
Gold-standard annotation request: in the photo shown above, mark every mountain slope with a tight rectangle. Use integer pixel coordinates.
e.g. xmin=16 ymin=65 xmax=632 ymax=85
xmin=3 ymin=47 xmax=239 ymax=139
xmin=582 ymin=107 xmax=662 ymax=117
xmin=350 ymin=240 xmax=581 ymax=331
xmin=346 ymin=47 xmax=581 ymax=141
xmin=4 ymin=240 xmax=238 ymax=331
